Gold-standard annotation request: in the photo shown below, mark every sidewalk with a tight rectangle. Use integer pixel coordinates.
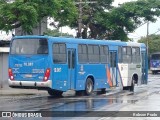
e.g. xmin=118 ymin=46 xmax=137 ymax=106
xmin=0 ymin=86 xmax=48 ymax=96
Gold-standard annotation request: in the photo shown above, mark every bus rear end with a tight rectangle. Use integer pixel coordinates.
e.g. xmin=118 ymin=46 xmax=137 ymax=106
xmin=8 ymin=37 xmax=52 ymax=89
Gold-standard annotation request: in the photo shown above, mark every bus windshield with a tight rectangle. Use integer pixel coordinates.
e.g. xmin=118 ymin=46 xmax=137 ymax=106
xmin=151 ymin=54 xmax=160 ymax=60
xmin=11 ymin=38 xmax=48 ymax=55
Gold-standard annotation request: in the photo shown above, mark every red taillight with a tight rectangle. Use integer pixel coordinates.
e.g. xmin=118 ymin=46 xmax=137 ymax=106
xmin=43 ymin=68 xmax=50 ymax=81
xmin=8 ymin=68 xmax=14 ymax=80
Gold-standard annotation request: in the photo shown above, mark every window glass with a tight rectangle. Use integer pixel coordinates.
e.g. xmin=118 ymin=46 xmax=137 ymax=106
xmin=100 ymin=45 xmax=108 ymax=63
xmin=88 ymin=45 xmax=93 ymax=54
xmin=118 ymin=47 xmax=122 ymax=63
xmin=59 ymin=44 xmax=66 ymax=54
xmin=94 ymin=45 xmax=99 ymax=54
xmin=88 ymin=45 xmax=99 ymax=63
xmin=127 ymin=47 xmax=131 ymax=55
xmin=122 ymin=46 xmax=131 ymax=63
xmin=11 ymin=38 xmax=48 ymax=55
xmin=78 ymin=44 xmax=88 ymax=63
xmin=78 ymin=45 xmax=82 ymax=54
xmin=132 ymin=47 xmax=140 ymax=63
xmin=122 ymin=47 xmax=127 ymax=54
xmin=53 ymin=44 xmax=59 ymax=53
xmin=53 ymin=43 xmax=66 ymax=63
xmin=151 ymin=54 xmax=160 ymax=60
xmin=82 ymin=45 xmax=87 ymax=54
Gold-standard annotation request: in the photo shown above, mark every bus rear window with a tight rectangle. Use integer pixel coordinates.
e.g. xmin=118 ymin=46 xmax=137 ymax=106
xmin=11 ymin=38 xmax=48 ymax=55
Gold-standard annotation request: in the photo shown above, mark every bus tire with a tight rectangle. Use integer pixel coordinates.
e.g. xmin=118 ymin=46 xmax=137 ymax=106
xmin=130 ymin=79 xmax=135 ymax=92
xmin=85 ymin=78 xmax=94 ymax=96
xmin=123 ymin=86 xmax=129 ymax=90
xmin=101 ymin=88 xmax=106 ymax=94
xmin=48 ymin=89 xmax=63 ymax=97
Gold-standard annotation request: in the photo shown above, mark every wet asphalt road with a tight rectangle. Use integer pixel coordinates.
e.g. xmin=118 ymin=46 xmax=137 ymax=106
xmin=0 ymin=74 xmax=160 ymax=120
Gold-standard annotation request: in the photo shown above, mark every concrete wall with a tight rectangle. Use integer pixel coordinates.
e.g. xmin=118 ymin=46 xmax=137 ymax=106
xmin=0 ymin=48 xmax=9 ymax=89
xmin=15 ymin=17 xmax=47 ymax=36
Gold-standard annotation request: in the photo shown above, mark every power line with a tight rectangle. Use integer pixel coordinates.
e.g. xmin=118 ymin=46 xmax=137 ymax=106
xmin=75 ymin=1 xmax=97 ymax=4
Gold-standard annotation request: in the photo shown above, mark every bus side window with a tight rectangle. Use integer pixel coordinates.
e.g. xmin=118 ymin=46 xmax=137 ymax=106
xmin=122 ymin=46 xmax=131 ymax=63
xmin=37 ymin=39 xmax=48 ymax=54
xmin=132 ymin=47 xmax=140 ymax=63
xmin=78 ymin=44 xmax=88 ymax=63
xmin=118 ymin=47 xmax=122 ymax=63
xmin=88 ymin=45 xmax=100 ymax=63
xmin=100 ymin=45 xmax=108 ymax=63
xmin=53 ymin=43 xmax=67 ymax=63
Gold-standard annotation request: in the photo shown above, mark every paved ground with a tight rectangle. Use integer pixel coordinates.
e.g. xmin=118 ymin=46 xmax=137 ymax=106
xmin=0 ymin=86 xmax=48 ymax=96
xmin=0 ymin=74 xmax=159 ymax=120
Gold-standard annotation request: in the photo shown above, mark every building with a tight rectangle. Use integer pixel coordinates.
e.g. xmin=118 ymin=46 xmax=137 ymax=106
xmin=15 ymin=17 xmax=47 ymax=36
xmin=0 ymin=41 xmax=10 ymax=88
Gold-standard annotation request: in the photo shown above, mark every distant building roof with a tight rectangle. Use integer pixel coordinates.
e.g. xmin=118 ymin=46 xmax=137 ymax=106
xmin=0 ymin=47 xmax=9 ymax=53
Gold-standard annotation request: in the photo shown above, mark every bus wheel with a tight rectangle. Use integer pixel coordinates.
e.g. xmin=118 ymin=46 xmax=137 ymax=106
xmin=130 ymin=79 xmax=135 ymax=92
xmin=48 ymin=89 xmax=63 ymax=97
xmin=101 ymin=88 xmax=106 ymax=94
xmin=85 ymin=78 xmax=93 ymax=96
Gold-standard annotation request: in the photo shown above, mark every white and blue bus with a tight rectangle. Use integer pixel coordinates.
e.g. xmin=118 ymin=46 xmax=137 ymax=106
xmin=8 ymin=35 xmax=148 ymax=96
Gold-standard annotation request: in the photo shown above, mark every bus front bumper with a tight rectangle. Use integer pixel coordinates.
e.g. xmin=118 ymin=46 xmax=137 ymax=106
xmin=8 ymin=79 xmax=52 ymax=89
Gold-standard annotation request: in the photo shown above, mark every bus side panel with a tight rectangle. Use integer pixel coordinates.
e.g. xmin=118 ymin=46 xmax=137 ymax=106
xmin=51 ymin=64 xmax=68 ymax=91
xmin=141 ymin=48 xmax=148 ymax=84
xmin=76 ymin=64 xmax=110 ymax=91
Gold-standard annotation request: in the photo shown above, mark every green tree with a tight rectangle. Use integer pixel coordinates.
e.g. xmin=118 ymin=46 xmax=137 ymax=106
xmin=1 ymin=0 xmax=160 ymax=41
xmin=0 ymin=0 xmax=77 ymax=34
xmin=138 ymin=34 xmax=160 ymax=55
xmin=45 ymin=28 xmax=73 ymax=37
xmin=105 ymin=0 xmax=160 ymax=41
xmin=71 ymin=0 xmax=160 ymax=41
xmin=71 ymin=0 xmax=113 ymax=39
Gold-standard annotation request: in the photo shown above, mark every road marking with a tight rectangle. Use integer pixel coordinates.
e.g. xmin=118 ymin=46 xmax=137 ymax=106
xmin=98 ymin=117 xmax=111 ymax=120
xmin=98 ymin=117 xmax=106 ymax=120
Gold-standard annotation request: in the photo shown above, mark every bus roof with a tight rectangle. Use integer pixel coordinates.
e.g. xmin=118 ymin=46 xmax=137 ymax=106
xmin=12 ymin=35 xmax=146 ymax=48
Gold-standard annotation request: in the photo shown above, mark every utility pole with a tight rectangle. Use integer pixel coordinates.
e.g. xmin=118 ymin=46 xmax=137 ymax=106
xmin=75 ymin=0 xmax=97 ymax=38
xmin=146 ymin=22 xmax=149 ymax=55
xmin=78 ymin=0 xmax=82 ymax=38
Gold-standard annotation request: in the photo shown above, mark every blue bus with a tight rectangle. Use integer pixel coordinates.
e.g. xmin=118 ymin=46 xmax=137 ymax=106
xmin=150 ymin=52 xmax=160 ymax=74
xmin=8 ymin=36 xmax=148 ymax=96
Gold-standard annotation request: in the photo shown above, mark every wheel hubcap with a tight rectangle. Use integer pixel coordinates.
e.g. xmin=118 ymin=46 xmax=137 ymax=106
xmin=87 ymin=82 xmax=92 ymax=93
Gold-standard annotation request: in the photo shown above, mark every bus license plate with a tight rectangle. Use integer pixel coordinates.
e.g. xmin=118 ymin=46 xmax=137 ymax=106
xmin=25 ymin=74 xmax=32 ymax=78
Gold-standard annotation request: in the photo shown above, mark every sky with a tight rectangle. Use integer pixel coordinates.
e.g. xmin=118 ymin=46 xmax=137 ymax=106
xmin=0 ymin=0 xmax=160 ymax=42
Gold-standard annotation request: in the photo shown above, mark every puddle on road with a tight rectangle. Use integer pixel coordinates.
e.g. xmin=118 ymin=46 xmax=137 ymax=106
xmin=41 ymin=96 xmax=139 ymax=111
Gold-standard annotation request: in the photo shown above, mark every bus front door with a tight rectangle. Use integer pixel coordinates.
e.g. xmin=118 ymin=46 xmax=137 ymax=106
xmin=68 ymin=49 xmax=76 ymax=89
xmin=109 ymin=51 xmax=117 ymax=87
